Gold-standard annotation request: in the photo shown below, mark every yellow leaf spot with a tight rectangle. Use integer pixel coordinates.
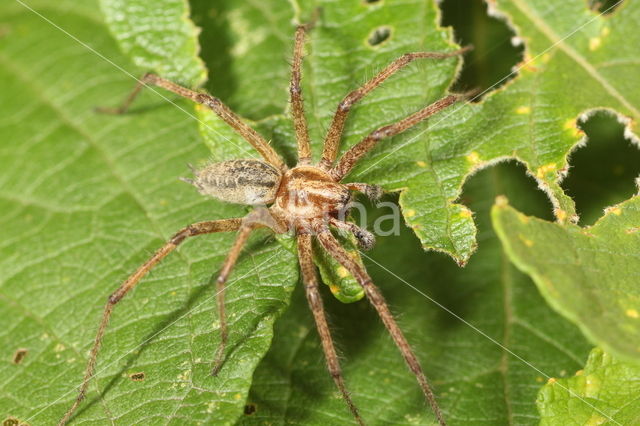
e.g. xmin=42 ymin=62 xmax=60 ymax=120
xmin=536 ymin=163 xmax=556 ymax=179
xmin=519 ymin=234 xmax=534 ymax=247
xmin=563 ymin=118 xmax=582 ymax=137
xmin=459 ymin=207 xmax=472 ymax=218
xmin=160 ymin=199 xmax=168 ymax=206
xmin=626 ymin=309 xmax=639 ymax=319
xmin=520 ymin=53 xmax=539 ymax=72
xmin=601 ymin=26 xmax=610 ymax=37
xmin=605 ymin=206 xmax=622 ymax=216
xmin=416 ymin=160 xmax=427 ymax=168
xmin=494 ymin=195 xmax=509 ymax=207
xmin=54 ymin=343 xmax=65 ymax=353
xmin=541 ymin=53 xmax=551 ymax=63
xmin=405 ymin=209 xmax=416 ymax=218
xmin=563 ymin=119 xmax=576 ymax=130
xmin=575 ymin=369 xmax=584 ymax=376
xmin=329 ymin=284 xmax=340 ymax=295
xmin=234 ymin=393 xmax=242 ymax=400
xmin=585 ymin=374 xmax=600 ymax=397
xmin=337 ymin=266 xmax=349 ymax=279
xmin=586 ymin=415 xmax=607 ymax=426
xmin=535 ymin=376 xmax=544 ymax=383
xmin=547 ymin=377 xmax=556 ymax=384
xmin=555 ymin=208 xmax=568 ymax=222
xmin=516 ymin=106 xmax=531 ymax=115
xmin=589 ymin=37 xmax=602 ymax=51
xmin=466 ymin=151 xmax=481 ymax=165
xmin=171 ymin=291 xmax=177 ymax=296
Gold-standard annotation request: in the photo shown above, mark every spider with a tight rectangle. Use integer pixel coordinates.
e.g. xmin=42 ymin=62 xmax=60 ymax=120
xmin=59 ymin=20 xmax=469 ymax=426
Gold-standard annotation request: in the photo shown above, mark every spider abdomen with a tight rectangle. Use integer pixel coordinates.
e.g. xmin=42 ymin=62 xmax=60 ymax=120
xmin=188 ymin=159 xmax=282 ymax=205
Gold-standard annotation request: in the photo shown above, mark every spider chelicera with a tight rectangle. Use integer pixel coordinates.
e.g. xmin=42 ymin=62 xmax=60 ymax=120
xmin=60 ymin=21 xmax=469 ymax=426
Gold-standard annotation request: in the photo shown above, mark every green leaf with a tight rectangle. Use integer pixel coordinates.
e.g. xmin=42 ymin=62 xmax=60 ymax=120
xmin=0 ymin=1 xmax=296 ymax=424
xmin=492 ymin=196 xmax=640 ymax=362
xmin=302 ymin=0 xmax=471 ymax=262
xmin=314 ymin=234 xmax=365 ymax=304
xmin=100 ymin=0 xmax=207 ymax=86
xmin=2 ymin=0 xmax=637 ymax=424
xmin=538 ymin=347 xmax=640 ymax=425
xmin=336 ymin=0 xmax=640 ymax=264
xmin=190 ymin=0 xmax=297 ymax=120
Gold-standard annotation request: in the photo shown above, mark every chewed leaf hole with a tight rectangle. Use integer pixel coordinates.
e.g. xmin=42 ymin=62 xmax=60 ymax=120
xmin=589 ymin=0 xmax=624 ymax=15
xmin=3 ymin=417 xmax=29 ymax=426
xmin=367 ymin=26 xmax=392 ymax=47
xmin=129 ymin=371 xmax=145 ymax=381
xmin=439 ymin=0 xmax=524 ymax=100
xmin=562 ymin=111 xmax=640 ymax=226
xmin=12 ymin=348 xmax=27 ymax=365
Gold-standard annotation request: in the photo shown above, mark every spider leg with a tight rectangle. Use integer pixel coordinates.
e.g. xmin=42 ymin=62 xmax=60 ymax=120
xmin=97 ymin=74 xmax=286 ymax=170
xmin=319 ymin=47 xmax=471 ymax=170
xmin=345 ymin=183 xmax=383 ymax=201
xmin=329 ymin=218 xmax=375 ymax=251
xmin=290 ymin=24 xmax=312 ymax=164
xmin=315 ymin=229 xmax=446 ymax=426
xmin=59 ymin=218 xmax=243 ymax=426
xmin=297 ymin=233 xmax=364 ymax=425
xmin=210 ymin=224 xmax=254 ymax=376
xmin=331 ymin=94 xmax=463 ymax=181
xmin=211 ymin=207 xmax=286 ymax=376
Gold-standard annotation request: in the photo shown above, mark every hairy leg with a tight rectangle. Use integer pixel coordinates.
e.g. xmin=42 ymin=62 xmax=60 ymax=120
xmin=211 ymin=207 xmax=286 ymax=375
xmin=316 ymin=230 xmax=446 ymax=426
xmin=290 ymin=24 xmax=312 ymax=164
xmin=210 ymin=224 xmax=254 ymax=375
xmin=345 ymin=182 xmax=383 ymax=201
xmin=59 ymin=219 xmax=242 ymax=425
xmin=329 ymin=218 xmax=375 ymax=251
xmin=98 ymin=74 xmax=285 ymax=170
xmin=297 ymin=233 xmax=363 ymax=425
xmin=331 ymin=94 xmax=463 ymax=181
xmin=320 ymin=47 xmax=471 ymax=169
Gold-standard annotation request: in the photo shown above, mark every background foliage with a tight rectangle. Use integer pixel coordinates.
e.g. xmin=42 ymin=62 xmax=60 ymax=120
xmin=0 ymin=0 xmax=638 ymax=425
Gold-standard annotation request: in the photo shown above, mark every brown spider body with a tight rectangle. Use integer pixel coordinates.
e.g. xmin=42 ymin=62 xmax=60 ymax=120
xmin=187 ymin=161 xmax=352 ymax=230
xmin=274 ymin=165 xmax=351 ymax=223
xmin=60 ymin=19 xmax=470 ymax=426
xmin=188 ymin=159 xmax=282 ymax=205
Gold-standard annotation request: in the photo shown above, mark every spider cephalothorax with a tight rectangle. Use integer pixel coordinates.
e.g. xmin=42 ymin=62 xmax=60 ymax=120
xmin=275 ymin=165 xmax=352 ymax=222
xmin=60 ymin=19 xmax=469 ymax=426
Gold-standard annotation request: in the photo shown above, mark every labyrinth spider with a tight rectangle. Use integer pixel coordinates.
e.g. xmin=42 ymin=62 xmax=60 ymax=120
xmin=60 ymin=21 xmax=470 ymax=426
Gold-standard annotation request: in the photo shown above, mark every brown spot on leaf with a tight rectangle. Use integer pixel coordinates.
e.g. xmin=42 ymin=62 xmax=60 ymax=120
xmin=3 ymin=417 xmax=29 ymax=426
xmin=367 ymin=26 xmax=392 ymax=47
xmin=129 ymin=372 xmax=145 ymax=381
xmin=12 ymin=348 xmax=27 ymax=365
xmin=244 ymin=403 xmax=257 ymax=415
